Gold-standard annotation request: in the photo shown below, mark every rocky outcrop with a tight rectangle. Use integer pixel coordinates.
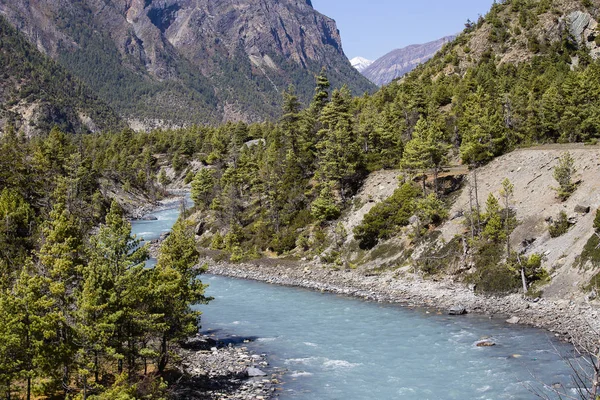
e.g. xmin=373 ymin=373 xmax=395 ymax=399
xmin=0 ymin=0 xmax=375 ymax=126
xmin=362 ymin=36 xmax=455 ymax=86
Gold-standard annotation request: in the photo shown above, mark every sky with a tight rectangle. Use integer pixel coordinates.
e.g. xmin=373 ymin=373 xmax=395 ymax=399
xmin=310 ymin=0 xmax=496 ymax=61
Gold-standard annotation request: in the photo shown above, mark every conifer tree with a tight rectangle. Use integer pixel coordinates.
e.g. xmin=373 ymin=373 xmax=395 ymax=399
xmin=84 ymin=202 xmax=150 ymax=377
xmin=37 ymin=182 xmax=85 ymax=392
xmin=150 ymin=219 xmax=210 ymax=373
xmin=191 ymin=169 xmax=216 ymax=210
xmin=402 ymin=116 xmax=450 ymax=195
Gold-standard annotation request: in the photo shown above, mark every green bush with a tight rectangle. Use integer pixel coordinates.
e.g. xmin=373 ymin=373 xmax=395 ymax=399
xmin=353 ymin=183 xmax=420 ymax=249
xmin=549 ymin=211 xmax=571 ymax=238
xmin=594 ymin=208 xmax=600 ymax=232
xmin=552 ymin=152 xmax=577 ymax=201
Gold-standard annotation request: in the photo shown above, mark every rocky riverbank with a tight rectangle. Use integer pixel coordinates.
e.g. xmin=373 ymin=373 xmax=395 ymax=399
xmin=170 ymin=335 xmax=280 ymax=400
xmin=203 ymin=257 xmax=600 ymax=349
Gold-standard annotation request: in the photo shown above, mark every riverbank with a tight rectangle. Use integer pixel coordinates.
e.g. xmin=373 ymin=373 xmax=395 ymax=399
xmin=170 ymin=335 xmax=279 ymax=400
xmin=203 ymin=257 xmax=600 ymax=348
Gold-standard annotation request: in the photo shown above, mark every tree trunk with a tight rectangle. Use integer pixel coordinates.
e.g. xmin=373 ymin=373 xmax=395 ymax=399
xmin=26 ymin=377 xmax=31 ymax=400
xmin=521 ymin=268 xmax=528 ymax=294
xmin=94 ymin=351 xmax=99 ymax=383
xmin=158 ymin=333 xmax=168 ymax=373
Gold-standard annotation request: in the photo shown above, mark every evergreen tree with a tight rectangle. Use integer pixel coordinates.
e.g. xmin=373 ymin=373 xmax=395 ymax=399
xmin=191 ymin=169 xmax=216 ymax=210
xmin=316 ymin=86 xmax=364 ymax=201
xmin=37 ymin=185 xmax=85 ymax=393
xmin=150 ymin=219 xmax=210 ymax=373
xmin=552 ymin=151 xmax=577 ymax=201
xmin=402 ymin=116 xmax=450 ymax=195
xmin=85 ymin=202 xmax=151 ymax=377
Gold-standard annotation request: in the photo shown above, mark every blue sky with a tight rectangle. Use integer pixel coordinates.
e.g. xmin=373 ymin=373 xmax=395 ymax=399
xmin=310 ymin=0 xmax=496 ymax=60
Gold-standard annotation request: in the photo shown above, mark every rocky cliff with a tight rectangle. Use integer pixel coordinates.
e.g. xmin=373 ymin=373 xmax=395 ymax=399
xmin=362 ymin=36 xmax=456 ymax=86
xmin=0 ymin=0 xmax=375 ymax=127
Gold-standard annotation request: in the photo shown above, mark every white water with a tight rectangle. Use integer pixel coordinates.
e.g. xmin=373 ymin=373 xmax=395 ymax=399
xmin=131 ymin=200 xmax=581 ymax=400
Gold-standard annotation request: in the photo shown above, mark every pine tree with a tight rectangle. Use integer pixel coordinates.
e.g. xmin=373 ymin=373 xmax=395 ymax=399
xmin=316 ymin=86 xmax=364 ymax=201
xmin=85 ymin=202 xmax=151 ymax=377
xmin=482 ymin=193 xmax=505 ymax=244
xmin=37 ymin=185 xmax=85 ymax=393
xmin=552 ymin=151 xmax=577 ymax=201
xmin=191 ymin=169 xmax=216 ymax=210
xmin=402 ymin=116 xmax=450 ymax=195
xmin=150 ymin=219 xmax=210 ymax=373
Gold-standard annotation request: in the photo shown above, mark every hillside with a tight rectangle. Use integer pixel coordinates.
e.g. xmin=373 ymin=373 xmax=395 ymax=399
xmin=159 ymin=0 xmax=600 ymax=305
xmin=362 ymin=35 xmax=456 ymax=86
xmin=0 ymin=0 xmax=375 ymax=128
xmin=0 ymin=16 xmax=124 ymax=135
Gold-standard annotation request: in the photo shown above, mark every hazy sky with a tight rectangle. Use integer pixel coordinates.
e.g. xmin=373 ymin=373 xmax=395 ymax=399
xmin=310 ymin=0 xmax=496 ymax=60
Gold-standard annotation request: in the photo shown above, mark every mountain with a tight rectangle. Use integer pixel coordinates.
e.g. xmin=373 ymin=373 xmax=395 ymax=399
xmin=0 ymin=16 xmax=124 ymax=135
xmin=0 ymin=0 xmax=375 ymax=128
xmin=362 ymin=36 xmax=456 ymax=86
xmin=350 ymin=57 xmax=374 ymax=72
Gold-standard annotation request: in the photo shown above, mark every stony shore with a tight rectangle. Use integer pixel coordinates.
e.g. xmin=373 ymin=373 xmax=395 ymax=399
xmin=203 ymin=257 xmax=600 ymax=348
xmin=171 ymin=335 xmax=280 ymax=400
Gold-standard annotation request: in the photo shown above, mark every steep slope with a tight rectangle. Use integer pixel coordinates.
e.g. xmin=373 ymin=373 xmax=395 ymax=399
xmin=0 ymin=16 xmax=124 ymax=135
xmin=362 ymin=36 xmax=456 ymax=86
xmin=0 ymin=0 xmax=375 ymax=127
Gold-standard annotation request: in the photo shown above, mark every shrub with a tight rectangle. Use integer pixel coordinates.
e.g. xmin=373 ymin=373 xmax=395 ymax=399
xmin=552 ymin=152 xmax=577 ymax=201
xmin=310 ymin=183 xmax=340 ymax=222
xmin=353 ymin=183 xmax=420 ymax=249
xmin=549 ymin=211 xmax=571 ymax=238
xmin=594 ymin=208 xmax=600 ymax=232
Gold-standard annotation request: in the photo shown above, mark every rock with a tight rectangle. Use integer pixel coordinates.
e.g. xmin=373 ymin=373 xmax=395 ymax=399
xmin=574 ymin=205 xmax=591 ymax=214
xmin=448 ymin=306 xmax=467 ymax=315
xmin=521 ymin=238 xmax=535 ymax=249
xmin=451 ymin=211 xmax=464 ymax=220
xmin=246 ymin=367 xmax=267 ymax=377
xmin=139 ymin=215 xmax=158 ymax=221
xmin=568 ymin=11 xmax=593 ymax=42
xmin=475 ymin=339 xmax=496 ymax=347
xmin=506 ymin=316 xmax=520 ymax=324
xmin=159 ymin=232 xmax=171 ymax=241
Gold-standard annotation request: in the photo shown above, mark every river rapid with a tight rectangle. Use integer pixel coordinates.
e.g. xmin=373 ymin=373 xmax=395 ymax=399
xmin=131 ymin=198 xmax=582 ymax=400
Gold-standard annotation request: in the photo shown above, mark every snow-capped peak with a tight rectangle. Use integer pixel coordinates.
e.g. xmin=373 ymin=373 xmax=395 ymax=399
xmin=350 ymin=56 xmax=373 ymax=72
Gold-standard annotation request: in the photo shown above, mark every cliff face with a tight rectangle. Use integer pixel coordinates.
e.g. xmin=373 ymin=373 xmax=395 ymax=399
xmin=362 ymin=36 xmax=456 ymax=86
xmin=0 ymin=0 xmax=375 ymax=127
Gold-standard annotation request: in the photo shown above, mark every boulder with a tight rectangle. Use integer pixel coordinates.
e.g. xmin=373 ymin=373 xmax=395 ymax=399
xmin=139 ymin=215 xmax=158 ymax=221
xmin=246 ymin=367 xmax=267 ymax=377
xmin=448 ymin=306 xmax=467 ymax=315
xmin=159 ymin=232 xmax=171 ymax=241
xmin=574 ymin=205 xmax=591 ymax=214
xmin=475 ymin=340 xmax=496 ymax=347
xmin=568 ymin=11 xmax=593 ymax=42
xmin=506 ymin=316 xmax=520 ymax=324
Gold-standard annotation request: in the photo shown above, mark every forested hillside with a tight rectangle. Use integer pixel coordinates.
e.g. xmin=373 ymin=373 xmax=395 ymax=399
xmin=0 ymin=126 xmax=213 ymax=398
xmin=0 ymin=17 xmax=123 ymax=135
xmin=0 ymin=0 xmax=375 ymax=127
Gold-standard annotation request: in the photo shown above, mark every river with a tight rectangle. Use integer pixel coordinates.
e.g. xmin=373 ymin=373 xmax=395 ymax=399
xmin=131 ymin=198 xmax=580 ymax=400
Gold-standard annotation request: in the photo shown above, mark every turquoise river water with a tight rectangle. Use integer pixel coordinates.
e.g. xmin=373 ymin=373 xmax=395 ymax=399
xmin=131 ymin=199 xmax=580 ymax=400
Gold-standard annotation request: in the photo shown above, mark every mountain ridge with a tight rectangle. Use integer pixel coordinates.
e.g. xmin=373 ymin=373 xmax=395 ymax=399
xmin=0 ymin=0 xmax=375 ymax=128
xmin=362 ymin=35 xmax=456 ymax=86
